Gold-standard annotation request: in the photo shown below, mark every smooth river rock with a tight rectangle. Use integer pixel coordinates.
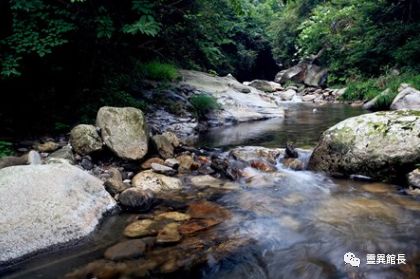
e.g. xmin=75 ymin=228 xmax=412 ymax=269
xmin=0 ymin=164 xmax=115 ymax=263
xmin=96 ymin=107 xmax=148 ymax=160
xmin=309 ymin=110 xmax=420 ymax=181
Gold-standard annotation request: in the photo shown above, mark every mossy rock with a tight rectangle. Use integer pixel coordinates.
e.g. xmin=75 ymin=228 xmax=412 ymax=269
xmin=308 ymin=110 xmax=420 ymax=182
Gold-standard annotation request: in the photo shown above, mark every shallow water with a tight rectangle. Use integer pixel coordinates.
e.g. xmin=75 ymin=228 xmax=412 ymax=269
xmin=3 ymin=103 xmax=420 ymax=279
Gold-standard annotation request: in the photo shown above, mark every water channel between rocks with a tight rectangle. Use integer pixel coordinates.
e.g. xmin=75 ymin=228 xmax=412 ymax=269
xmin=2 ymin=103 xmax=420 ymax=279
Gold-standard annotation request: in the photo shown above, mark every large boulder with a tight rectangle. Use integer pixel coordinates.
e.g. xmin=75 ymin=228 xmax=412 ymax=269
xmin=390 ymin=85 xmax=420 ymax=110
xmin=96 ymin=107 xmax=148 ymax=160
xmin=275 ymin=62 xmax=327 ymax=88
xmin=0 ymin=163 xmax=115 ymax=263
xmin=180 ymin=70 xmax=284 ymax=125
xmin=70 ymin=124 xmax=103 ymax=155
xmin=308 ymin=110 xmax=420 ymax=181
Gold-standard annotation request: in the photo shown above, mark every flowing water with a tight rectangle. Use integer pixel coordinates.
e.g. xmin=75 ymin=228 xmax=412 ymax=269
xmin=2 ymin=103 xmax=420 ymax=279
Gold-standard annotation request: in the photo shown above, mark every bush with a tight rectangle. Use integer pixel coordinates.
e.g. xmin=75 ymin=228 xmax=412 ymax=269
xmin=341 ymin=72 xmax=420 ymax=108
xmin=138 ymin=61 xmax=179 ymax=81
xmin=0 ymin=141 xmax=14 ymax=158
xmin=342 ymin=79 xmax=381 ymax=101
xmin=189 ymin=94 xmax=220 ymax=118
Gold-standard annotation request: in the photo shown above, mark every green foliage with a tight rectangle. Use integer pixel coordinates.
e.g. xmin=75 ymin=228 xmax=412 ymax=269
xmin=0 ymin=141 xmax=14 ymax=158
xmin=342 ymin=79 xmax=382 ymax=101
xmin=341 ymin=72 xmax=420 ymax=108
xmin=138 ymin=61 xmax=179 ymax=81
xmin=271 ymin=0 xmax=420 ymax=81
xmin=190 ymin=94 xmax=220 ymax=118
xmin=123 ymin=15 xmax=160 ymax=37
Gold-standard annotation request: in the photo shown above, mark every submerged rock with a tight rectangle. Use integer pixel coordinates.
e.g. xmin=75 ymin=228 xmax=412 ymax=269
xmin=309 ymin=110 xmax=420 ymax=181
xmin=187 ymin=201 xmax=231 ymax=221
xmin=96 ymin=106 xmax=148 ymax=160
xmin=104 ymin=239 xmax=146 ymax=261
xmin=70 ymin=124 xmax=103 ymax=155
xmin=178 ymin=219 xmax=221 ymax=235
xmin=0 ymin=164 xmax=115 ymax=262
xmin=155 ymin=212 xmax=191 ymax=222
xmin=124 ymin=219 xmax=160 ymax=238
xmin=157 ymin=223 xmax=182 ymax=243
xmin=190 ymin=175 xmax=240 ymax=190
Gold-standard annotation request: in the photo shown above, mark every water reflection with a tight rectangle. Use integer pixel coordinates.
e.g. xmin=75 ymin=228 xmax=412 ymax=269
xmin=197 ymin=103 xmax=366 ymax=148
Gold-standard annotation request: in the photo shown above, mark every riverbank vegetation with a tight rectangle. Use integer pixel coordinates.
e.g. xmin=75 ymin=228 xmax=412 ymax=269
xmin=0 ymin=0 xmax=419 ymax=136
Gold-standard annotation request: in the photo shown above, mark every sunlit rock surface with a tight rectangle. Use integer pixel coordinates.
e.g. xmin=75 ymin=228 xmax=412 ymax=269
xmin=0 ymin=163 xmax=115 ymax=263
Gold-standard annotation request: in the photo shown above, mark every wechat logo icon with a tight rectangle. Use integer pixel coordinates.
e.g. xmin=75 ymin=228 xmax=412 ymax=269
xmin=344 ymin=252 xmax=360 ymax=267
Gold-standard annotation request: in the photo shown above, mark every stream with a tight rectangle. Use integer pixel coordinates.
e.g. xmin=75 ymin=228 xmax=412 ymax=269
xmin=2 ymin=104 xmax=420 ymax=279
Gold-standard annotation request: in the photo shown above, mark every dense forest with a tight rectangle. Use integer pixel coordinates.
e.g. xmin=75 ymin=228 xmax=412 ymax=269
xmin=1 ymin=0 xmax=420 ymax=136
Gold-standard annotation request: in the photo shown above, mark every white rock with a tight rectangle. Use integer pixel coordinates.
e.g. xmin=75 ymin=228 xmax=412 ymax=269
xmin=390 ymin=86 xmax=420 ymax=110
xmin=0 ymin=164 xmax=115 ymax=263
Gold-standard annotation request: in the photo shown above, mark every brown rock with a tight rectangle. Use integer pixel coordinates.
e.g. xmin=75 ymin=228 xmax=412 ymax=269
xmin=157 ymin=223 xmax=182 ymax=243
xmin=155 ymin=212 xmax=191 ymax=221
xmin=124 ymin=219 xmax=159 ymax=238
xmin=282 ymin=158 xmax=304 ymax=171
xmin=36 ymin=141 xmax=60 ymax=153
xmin=104 ymin=168 xmax=129 ymax=195
xmin=178 ymin=219 xmax=221 ymax=235
xmin=104 ymin=239 xmax=146 ymax=261
xmin=187 ymin=201 xmax=231 ymax=221
xmin=250 ymin=160 xmax=276 ymax=172
xmin=176 ymin=154 xmax=194 ymax=173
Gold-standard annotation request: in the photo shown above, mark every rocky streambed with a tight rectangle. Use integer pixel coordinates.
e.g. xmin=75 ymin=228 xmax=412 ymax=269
xmin=1 ymin=103 xmax=420 ymax=279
